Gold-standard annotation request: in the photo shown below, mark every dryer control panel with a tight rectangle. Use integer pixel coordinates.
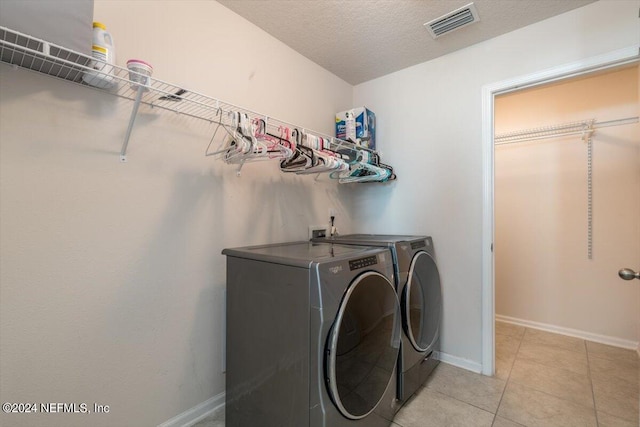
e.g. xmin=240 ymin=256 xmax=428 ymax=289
xmin=410 ymin=240 xmax=426 ymax=249
xmin=349 ymin=255 xmax=378 ymax=270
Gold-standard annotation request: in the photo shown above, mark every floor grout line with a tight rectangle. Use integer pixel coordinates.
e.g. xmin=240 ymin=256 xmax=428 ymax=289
xmin=491 ymin=326 xmax=525 ymax=426
xmin=428 ymin=388 xmax=496 ymax=416
xmin=585 ymin=341 xmax=601 ymax=426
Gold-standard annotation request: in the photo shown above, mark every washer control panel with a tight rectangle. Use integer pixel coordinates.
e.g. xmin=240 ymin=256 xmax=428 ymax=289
xmin=410 ymin=240 xmax=426 ymax=249
xmin=349 ymin=255 xmax=378 ymax=270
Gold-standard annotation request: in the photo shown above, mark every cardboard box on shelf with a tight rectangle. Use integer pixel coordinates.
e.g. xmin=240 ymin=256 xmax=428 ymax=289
xmin=335 ymin=107 xmax=376 ymax=150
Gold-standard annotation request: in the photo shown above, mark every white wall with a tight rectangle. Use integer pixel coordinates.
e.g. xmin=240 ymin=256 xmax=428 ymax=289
xmin=352 ymin=1 xmax=640 ymax=367
xmin=495 ymin=66 xmax=640 ymax=345
xmin=0 ymin=2 xmax=354 ymax=426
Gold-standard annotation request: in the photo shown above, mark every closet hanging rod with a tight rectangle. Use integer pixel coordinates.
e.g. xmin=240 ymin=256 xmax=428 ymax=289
xmin=495 ymin=116 xmax=639 ymax=145
xmin=0 ymin=25 xmax=374 ymax=158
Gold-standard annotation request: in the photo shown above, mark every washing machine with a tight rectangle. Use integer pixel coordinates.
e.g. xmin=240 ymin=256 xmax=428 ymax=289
xmin=222 ymin=241 xmax=402 ymax=427
xmin=313 ymin=235 xmax=442 ymax=404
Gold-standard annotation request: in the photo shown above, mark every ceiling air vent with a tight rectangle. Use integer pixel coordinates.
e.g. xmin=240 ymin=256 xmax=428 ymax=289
xmin=424 ymin=2 xmax=480 ymax=39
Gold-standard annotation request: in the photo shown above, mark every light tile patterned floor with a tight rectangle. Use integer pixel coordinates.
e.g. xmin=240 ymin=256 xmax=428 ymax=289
xmin=194 ymin=322 xmax=639 ymax=426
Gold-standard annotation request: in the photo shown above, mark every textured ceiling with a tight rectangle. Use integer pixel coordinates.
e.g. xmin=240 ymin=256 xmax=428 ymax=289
xmin=218 ymin=0 xmax=597 ymax=85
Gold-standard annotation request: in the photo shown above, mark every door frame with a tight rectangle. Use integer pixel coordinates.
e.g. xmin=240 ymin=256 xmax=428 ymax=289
xmin=480 ymin=46 xmax=640 ymax=375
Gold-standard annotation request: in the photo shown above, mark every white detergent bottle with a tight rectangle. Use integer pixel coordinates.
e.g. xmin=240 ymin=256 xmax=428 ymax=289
xmin=345 ymin=110 xmax=356 ymax=143
xmin=82 ymin=21 xmax=116 ymax=89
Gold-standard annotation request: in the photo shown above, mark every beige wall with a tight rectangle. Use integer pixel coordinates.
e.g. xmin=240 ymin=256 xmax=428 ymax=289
xmin=352 ymin=0 xmax=639 ymax=367
xmin=0 ymin=2 xmax=353 ymax=426
xmin=495 ymin=66 xmax=640 ymax=344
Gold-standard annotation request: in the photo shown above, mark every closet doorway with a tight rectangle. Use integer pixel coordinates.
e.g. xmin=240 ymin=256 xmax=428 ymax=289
xmin=493 ymin=63 xmax=639 ymax=360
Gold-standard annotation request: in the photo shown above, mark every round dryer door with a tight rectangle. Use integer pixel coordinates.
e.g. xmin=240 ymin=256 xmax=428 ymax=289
xmin=326 ymin=271 xmax=400 ymax=420
xmin=403 ymin=251 xmax=442 ymax=353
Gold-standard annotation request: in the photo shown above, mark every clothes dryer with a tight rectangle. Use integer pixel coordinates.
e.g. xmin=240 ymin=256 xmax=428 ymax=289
xmin=313 ymin=235 xmax=442 ymax=403
xmin=222 ymin=241 xmax=401 ymax=427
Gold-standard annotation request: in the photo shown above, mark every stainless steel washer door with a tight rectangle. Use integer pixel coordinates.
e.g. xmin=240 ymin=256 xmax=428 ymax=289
xmin=403 ymin=251 xmax=442 ymax=353
xmin=326 ymin=271 xmax=401 ymax=420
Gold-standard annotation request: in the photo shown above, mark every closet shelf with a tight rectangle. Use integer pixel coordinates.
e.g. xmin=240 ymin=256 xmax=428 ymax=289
xmin=0 ymin=27 xmax=221 ymax=120
xmin=494 ymin=116 xmax=640 ymax=260
xmin=494 ymin=117 xmax=639 ymax=145
xmin=0 ymin=26 xmax=395 ymax=183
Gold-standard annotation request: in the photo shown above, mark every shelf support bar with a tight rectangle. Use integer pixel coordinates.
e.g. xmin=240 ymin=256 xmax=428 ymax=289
xmin=583 ymin=121 xmax=595 ymax=260
xmin=120 ymin=85 xmax=145 ymax=162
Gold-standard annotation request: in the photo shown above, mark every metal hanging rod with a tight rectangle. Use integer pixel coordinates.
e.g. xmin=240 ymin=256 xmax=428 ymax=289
xmin=494 ymin=116 xmax=639 ymax=145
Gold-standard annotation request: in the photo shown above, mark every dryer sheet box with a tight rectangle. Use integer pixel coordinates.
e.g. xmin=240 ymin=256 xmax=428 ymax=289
xmin=335 ymin=107 xmax=376 ymax=150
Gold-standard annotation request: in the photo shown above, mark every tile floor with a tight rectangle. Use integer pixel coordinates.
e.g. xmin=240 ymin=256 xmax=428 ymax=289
xmin=194 ymin=321 xmax=639 ymax=427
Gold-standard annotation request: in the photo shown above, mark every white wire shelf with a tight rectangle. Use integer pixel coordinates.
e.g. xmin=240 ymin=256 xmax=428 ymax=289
xmin=494 ymin=117 xmax=639 ymax=145
xmin=495 ymin=120 xmax=594 ymax=145
xmin=494 ymin=115 xmax=640 ymax=260
xmin=0 ymin=25 xmax=394 ymax=182
xmin=0 ymin=27 xmax=222 ymax=120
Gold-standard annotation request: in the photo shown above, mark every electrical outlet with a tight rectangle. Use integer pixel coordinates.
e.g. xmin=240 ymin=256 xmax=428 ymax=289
xmin=308 ymin=225 xmax=328 ymax=240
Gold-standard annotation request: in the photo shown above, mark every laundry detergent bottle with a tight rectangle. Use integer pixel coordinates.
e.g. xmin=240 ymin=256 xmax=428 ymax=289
xmin=345 ymin=110 xmax=356 ymax=142
xmin=82 ymin=21 xmax=116 ymax=89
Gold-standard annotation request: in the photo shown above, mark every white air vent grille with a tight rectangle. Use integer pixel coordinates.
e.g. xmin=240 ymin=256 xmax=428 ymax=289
xmin=424 ymin=3 xmax=480 ymax=39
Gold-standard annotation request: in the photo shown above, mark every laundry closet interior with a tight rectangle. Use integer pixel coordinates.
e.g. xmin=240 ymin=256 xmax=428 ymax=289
xmin=494 ymin=65 xmax=640 ymax=348
xmin=0 ymin=1 xmax=638 ymax=427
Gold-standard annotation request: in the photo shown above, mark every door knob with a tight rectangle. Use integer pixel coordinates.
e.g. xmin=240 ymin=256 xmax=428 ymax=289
xmin=618 ymin=268 xmax=640 ymax=281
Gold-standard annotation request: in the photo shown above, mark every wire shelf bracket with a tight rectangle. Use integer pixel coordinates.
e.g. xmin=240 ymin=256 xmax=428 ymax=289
xmin=120 ymin=85 xmax=145 ymax=162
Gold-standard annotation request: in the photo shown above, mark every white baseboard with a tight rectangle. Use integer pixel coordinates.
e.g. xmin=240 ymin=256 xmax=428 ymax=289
xmin=437 ymin=351 xmax=483 ymax=374
xmin=496 ymin=315 xmax=639 ymax=350
xmin=157 ymin=392 xmax=225 ymax=427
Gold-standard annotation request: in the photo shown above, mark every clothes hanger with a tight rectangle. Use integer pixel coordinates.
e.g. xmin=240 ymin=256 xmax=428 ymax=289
xmin=329 ymin=148 xmax=392 ymax=183
xmin=253 ymin=120 xmax=294 ymax=160
xmin=206 ymin=112 xmax=391 ymax=181
xmin=206 ymin=110 xmax=246 ymax=158
xmin=296 ymin=135 xmax=349 ymax=175
xmin=280 ymin=129 xmax=315 ymax=172
xmin=205 ymin=108 xmax=227 ymax=156
xmin=221 ymin=112 xmax=257 ymax=163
